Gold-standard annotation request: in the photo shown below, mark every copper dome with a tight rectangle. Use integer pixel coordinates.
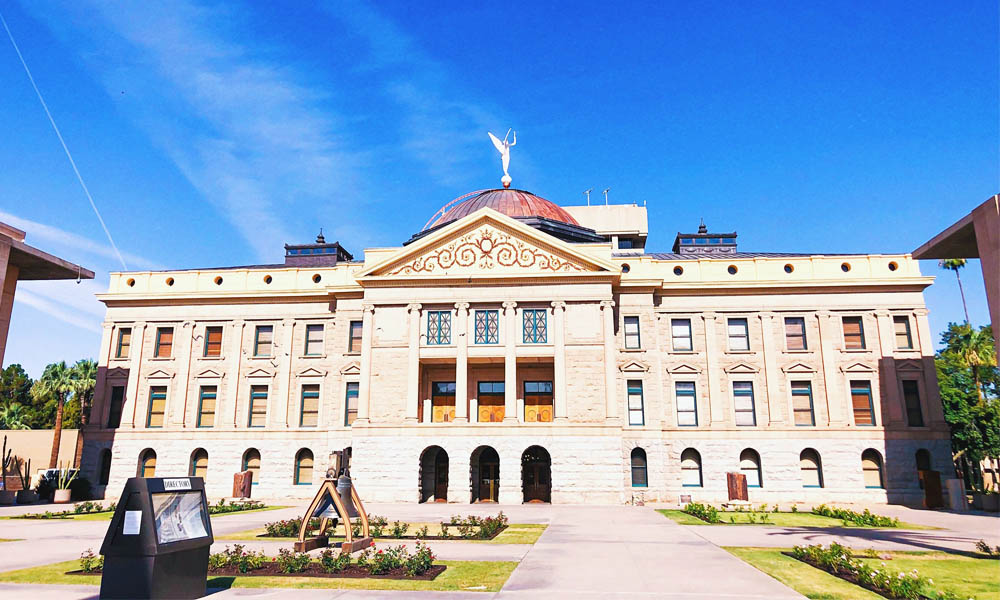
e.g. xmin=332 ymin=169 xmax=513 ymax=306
xmin=423 ymin=189 xmax=580 ymax=231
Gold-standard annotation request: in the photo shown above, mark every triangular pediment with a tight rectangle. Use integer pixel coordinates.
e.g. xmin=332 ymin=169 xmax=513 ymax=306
xmin=246 ymin=367 xmax=275 ymax=379
xmin=357 ymin=208 xmax=617 ymax=281
xmin=106 ymin=367 xmax=129 ymax=379
xmin=145 ymin=369 xmax=173 ymax=379
xmin=619 ymin=360 xmax=649 ymax=373
xmin=196 ymin=368 xmax=224 ymax=379
xmin=298 ymin=367 xmax=327 ymax=378
xmin=841 ymin=361 xmax=875 ymax=373
xmin=896 ymin=360 xmax=923 ymax=372
xmin=724 ymin=362 xmax=759 ymax=374
xmin=668 ymin=363 xmax=702 ymax=375
xmin=782 ymin=362 xmax=817 ymax=374
xmin=340 ymin=361 xmax=361 ymax=375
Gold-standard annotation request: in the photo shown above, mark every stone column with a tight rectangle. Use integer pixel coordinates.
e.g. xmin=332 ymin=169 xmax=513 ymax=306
xmin=758 ymin=312 xmax=782 ymax=424
xmin=406 ymin=303 xmax=421 ymax=422
xmin=279 ymin=319 xmax=295 ymax=428
xmin=816 ymin=311 xmax=843 ymax=425
xmin=601 ymin=300 xmax=618 ymax=420
xmin=455 ymin=302 xmax=470 ymax=422
xmin=356 ymin=304 xmax=375 ymax=424
xmin=226 ymin=321 xmax=245 ymax=428
xmin=123 ymin=323 xmax=147 ymax=429
xmin=702 ymin=313 xmax=724 ymax=425
xmin=503 ymin=301 xmax=518 ymax=422
xmin=914 ymin=309 xmax=946 ymax=425
xmin=171 ymin=321 xmax=195 ymax=426
xmin=874 ymin=311 xmax=903 ymax=425
xmin=552 ymin=301 xmax=568 ymax=421
xmin=92 ymin=323 xmax=114 ymax=428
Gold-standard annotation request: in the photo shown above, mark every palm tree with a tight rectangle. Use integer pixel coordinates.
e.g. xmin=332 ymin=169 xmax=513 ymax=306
xmin=0 ymin=402 xmax=30 ymax=430
xmin=949 ymin=324 xmax=997 ymax=403
xmin=30 ymin=362 xmax=76 ymax=469
xmin=940 ymin=259 xmax=970 ymax=324
xmin=71 ymin=359 xmax=97 ymax=468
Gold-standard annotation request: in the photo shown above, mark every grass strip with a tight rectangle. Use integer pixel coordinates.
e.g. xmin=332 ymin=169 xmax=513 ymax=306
xmin=658 ymin=510 xmax=934 ymax=530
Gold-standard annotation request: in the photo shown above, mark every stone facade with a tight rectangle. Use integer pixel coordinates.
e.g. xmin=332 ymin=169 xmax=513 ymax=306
xmin=82 ymin=204 xmax=952 ymax=506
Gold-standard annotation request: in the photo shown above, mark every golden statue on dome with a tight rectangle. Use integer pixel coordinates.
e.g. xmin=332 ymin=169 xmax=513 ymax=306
xmin=488 ymin=128 xmax=516 ymax=188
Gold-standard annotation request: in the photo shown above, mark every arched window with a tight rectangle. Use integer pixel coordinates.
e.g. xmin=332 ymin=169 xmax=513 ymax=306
xmin=862 ymin=449 xmax=884 ymax=489
xmin=800 ymin=449 xmax=823 ymax=488
xmin=630 ymin=448 xmax=648 ymax=488
xmin=739 ymin=449 xmax=762 ymax=488
xmin=294 ymin=449 xmax=314 ymax=485
xmin=189 ymin=448 xmax=208 ymax=479
xmin=681 ymin=448 xmax=703 ymax=487
xmin=98 ymin=449 xmax=112 ymax=485
xmin=242 ymin=448 xmax=261 ymax=486
xmin=138 ymin=449 xmax=156 ymax=478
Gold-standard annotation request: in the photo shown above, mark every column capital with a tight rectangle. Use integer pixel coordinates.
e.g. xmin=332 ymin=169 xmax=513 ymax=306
xmin=551 ymin=301 xmax=567 ymax=312
xmin=502 ymin=301 xmax=518 ymax=311
xmin=757 ymin=311 xmax=778 ymax=321
xmin=407 ymin=303 xmax=422 ymax=313
xmin=912 ymin=308 xmax=929 ymax=317
xmin=599 ymin=300 xmax=615 ymax=310
xmin=362 ymin=303 xmax=376 ymax=314
xmin=454 ymin=302 xmax=471 ymax=313
xmin=874 ymin=310 xmax=893 ymax=319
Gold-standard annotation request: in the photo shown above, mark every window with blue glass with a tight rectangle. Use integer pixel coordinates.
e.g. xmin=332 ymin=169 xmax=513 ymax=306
xmin=675 ymin=381 xmax=697 ymax=426
xmin=733 ymin=381 xmax=756 ymax=426
xmin=627 ymin=380 xmax=644 ymax=426
xmin=474 ymin=310 xmax=499 ymax=344
xmin=522 ymin=309 xmax=547 ymax=343
xmin=426 ymin=310 xmax=452 ymax=345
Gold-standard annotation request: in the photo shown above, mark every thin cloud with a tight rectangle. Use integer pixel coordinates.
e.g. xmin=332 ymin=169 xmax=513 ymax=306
xmin=13 ymin=289 xmax=102 ymax=333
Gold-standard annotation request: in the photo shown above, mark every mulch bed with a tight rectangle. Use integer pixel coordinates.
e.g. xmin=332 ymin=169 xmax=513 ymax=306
xmin=784 ymin=553 xmax=932 ymax=600
xmin=67 ymin=564 xmax=446 ymax=580
xmin=260 ymin=524 xmax=507 ymax=542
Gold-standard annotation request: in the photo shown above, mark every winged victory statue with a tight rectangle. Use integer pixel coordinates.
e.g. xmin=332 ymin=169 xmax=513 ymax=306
xmin=488 ymin=129 xmax=516 ymax=188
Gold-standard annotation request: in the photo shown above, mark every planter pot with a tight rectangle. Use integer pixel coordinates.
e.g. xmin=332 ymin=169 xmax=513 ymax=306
xmin=53 ymin=489 xmax=72 ymax=504
xmin=983 ymin=494 xmax=1000 ymax=513
xmin=972 ymin=493 xmax=984 ymax=510
xmin=16 ymin=490 xmax=38 ymax=504
xmin=0 ymin=490 xmax=15 ymax=506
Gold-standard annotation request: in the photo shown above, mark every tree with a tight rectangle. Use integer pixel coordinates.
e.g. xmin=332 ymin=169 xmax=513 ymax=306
xmin=0 ymin=402 xmax=30 ymax=430
xmin=70 ymin=359 xmax=97 ymax=468
xmin=30 ymin=362 xmax=76 ymax=469
xmin=939 ymin=259 xmax=971 ymax=324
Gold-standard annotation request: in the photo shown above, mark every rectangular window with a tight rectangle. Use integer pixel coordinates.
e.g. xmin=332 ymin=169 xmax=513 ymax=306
xmin=154 ymin=327 xmax=173 ymax=358
xmin=894 ymin=316 xmax=913 ymax=350
xmin=432 ymin=381 xmax=457 ymax=422
xmin=675 ymin=381 xmax=698 ymax=426
xmin=733 ymin=381 xmax=756 ymax=426
xmin=344 ymin=382 xmax=359 ymax=426
xmin=197 ymin=386 xmax=217 ymax=428
xmin=474 ymin=310 xmax=500 ymax=344
xmin=851 ymin=380 xmax=875 ymax=426
xmin=115 ymin=328 xmax=131 ymax=359
xmin=524 ymin=381 xmax=553 ymax=422
xmin=107 ymin=386 xmax=125 ymax=428
xmin=842 ymin=316 xmax=866 ymax=350
xmin=300 ymin=384 xmax=320 ymax=427
xmin=203 ymin=326 xmax=223 ymax=357
xmin=146 ymin=386 xmax=166 ymax=428
xmin=426 ymin=311 xmax=452 ymax=345
xmin=477 ymin=381 xmax=505 ymax=422
xmin=791 ymin=381 xmax=815 ymax=426
xmin=522 ymin=309 xmax=548 ymax=343
xmin=671 ymin=318 xmax=693 ymax=351
xmin=348 ymin=320 xmax=363 ymax=352
xmin=253 ymin=325 xmax=273 ymax=357
xmin=784 ymin=317 xmax=807 ymax=351
xmin=902 ymin=380 xmax=924 ymax=427
xmin=727 ymin=318 xmax=750 ymax=351
xmin=304 ymin=324 xmax=324 ymax=356
xmin=627 ymin=380 xmax=644 ymax=426
xmin=248 ymin=385 xmax=268 ymax=427
xmin=624 ymin=316 xmax=641 ymax=349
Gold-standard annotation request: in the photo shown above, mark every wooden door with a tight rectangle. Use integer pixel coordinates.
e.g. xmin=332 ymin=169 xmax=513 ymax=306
xmin=432 ymin=395 xmax=455 ymax=422
xmin=523 ymin=462 xmax=551 ymax=503
xmin=524 ymin=397 xmax=552 ymax=422
xmin=479 ymin=463 xmax=499 ymax=502
xmin=434 ymin=452 xmax=449 ymax=502
xmin=920 ymin=470 xmax=943 ymax=509
xmin=478 ymin=397 xmax=505 ymax=422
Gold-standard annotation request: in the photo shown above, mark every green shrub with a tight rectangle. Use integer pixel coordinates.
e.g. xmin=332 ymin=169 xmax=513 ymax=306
xmin=275 ymin=548 xmax=311 ymax=573
xmin=405 ymin=540 xmax=435 ymax=576
xmin=355 ymin=548 xmax=372 ymax=570
xmin=390 ymin=521 xmax=408 ymax=538
xmin=319 ymin=548 xmax=352 ymax=573
xmin=367 ymin=545 xmax=406 ymax=575
xmin=414 ymin=525 xmax=429 ymax=538
xmin=79 ymin=549 xmax=103 ymax=573
xmin=682 ymin=502 xmax=721 ymax=523
xmin=975 ymin=539 xmax=1000 ymax=558
xmin=812 ymin=504 xmax=899 ymax=528
xmin=369 ymin=515 xmax=388 ymax=537
xmin=792 ymin=543 xmax=939 ymax=600
xmin=215 ymin=544 xmax=266 ymax=573
xmin=263 ymin=517 xmax=319 ymax=537
xmin=209 ymin=499 xmax=265 ymax=514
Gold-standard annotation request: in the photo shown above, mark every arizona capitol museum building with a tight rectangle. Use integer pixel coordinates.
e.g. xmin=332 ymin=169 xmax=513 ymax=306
xmin=82 ymin=182 xmax=951 ymax=506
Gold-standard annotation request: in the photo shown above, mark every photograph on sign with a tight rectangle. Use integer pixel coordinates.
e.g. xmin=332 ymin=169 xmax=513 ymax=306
xmin=152 ymin=491 xmax=208 ymax=544
xmin=123 ymin=510 xmax=142 ymax=535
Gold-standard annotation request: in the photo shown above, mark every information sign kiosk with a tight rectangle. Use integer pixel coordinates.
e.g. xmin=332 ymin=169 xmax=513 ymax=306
xmin=99 ymin=477 xmax=214 ymax=599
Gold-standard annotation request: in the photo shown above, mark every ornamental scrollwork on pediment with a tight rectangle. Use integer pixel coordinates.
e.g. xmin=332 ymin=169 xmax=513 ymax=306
xmin=388 ymin=227 xmax=585 ymax=275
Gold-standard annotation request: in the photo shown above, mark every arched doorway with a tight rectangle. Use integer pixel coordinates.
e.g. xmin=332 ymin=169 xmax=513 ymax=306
xmin=522 ymin=446 xmax=551 ymax=503
xmin=419 ymin=446 xmax=449 ymax=503
xmin=470 ymin=446 xmax=499 ymax=503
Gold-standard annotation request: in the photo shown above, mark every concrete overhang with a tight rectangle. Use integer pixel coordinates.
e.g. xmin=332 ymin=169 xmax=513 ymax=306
xmin=2 ymin=222 xmax=94 ymax=281
xmin=913 ymin=212 xmax=978 ymax=259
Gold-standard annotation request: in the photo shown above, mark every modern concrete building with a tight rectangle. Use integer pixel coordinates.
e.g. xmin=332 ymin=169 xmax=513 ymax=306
xmin=0 ymin=221 xmax=95 ymax=364
xmin=83 ymin=188 xmax=951 ymax=506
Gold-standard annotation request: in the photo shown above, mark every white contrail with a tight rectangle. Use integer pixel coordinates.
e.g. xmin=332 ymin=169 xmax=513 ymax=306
xmin=0 ymin=9 xmax=128 ymax=271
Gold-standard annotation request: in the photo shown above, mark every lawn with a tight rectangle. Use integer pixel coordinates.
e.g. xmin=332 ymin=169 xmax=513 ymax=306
xmin=217 ymin=523 xmax=547 ymax=545
xmin=726 ymin=547 xmax=999 ymax=600
xmin=0 ymin=559 xmax=517 ymax=592
xmin=4 ymin=505 xmax=289 ymax=521
xmin=657 ymin=510 xmax=934 ymax=530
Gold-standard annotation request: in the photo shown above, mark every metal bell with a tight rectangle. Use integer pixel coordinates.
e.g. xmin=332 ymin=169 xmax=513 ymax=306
xmin=336 ymin=475 xmax=359 ymax=518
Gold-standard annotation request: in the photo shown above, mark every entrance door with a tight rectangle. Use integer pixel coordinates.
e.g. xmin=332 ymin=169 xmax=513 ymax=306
xmin=432 ymin=382 xmax=456 ymax=422
xmin=434 ymin=451 xmax=449 ymax=502
xmin=478 ymin=382 xmax=506 ymax=422
xmin=522 ymin=446 xmax=551 ymax=503
xmin=477 ymin=447 xmax=500 ymax=502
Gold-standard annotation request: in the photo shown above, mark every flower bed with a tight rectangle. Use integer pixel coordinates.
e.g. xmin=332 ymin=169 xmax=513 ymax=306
xmin=261 ymin=512 xmax=509 ymax=540
xmin=16 ymin=498 xmax=266 ymax=520
xmin=811 ymin=504 xmax=899 ymax=528
xmin=789 ymin=543 xmax=960 ymax=600
xmin=681 ymin=502 xmax=721 ymax=523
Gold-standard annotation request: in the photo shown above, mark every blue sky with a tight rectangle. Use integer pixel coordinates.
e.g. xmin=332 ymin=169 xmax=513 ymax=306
xmin=0 ymin=1 xmax=996 ymax=377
